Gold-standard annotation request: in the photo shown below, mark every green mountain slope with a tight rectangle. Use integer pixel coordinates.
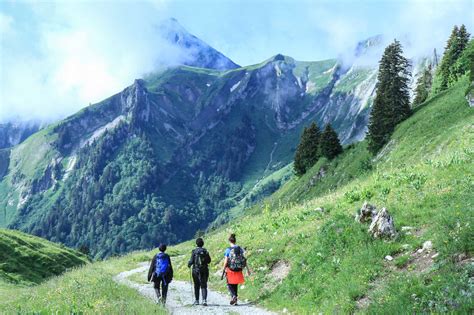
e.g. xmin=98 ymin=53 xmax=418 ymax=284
xmin=0 ymin=54 xmax=380 ymax=258
xmin=0 ymin=228 xmax=88 ymax=284
xmin=0 ymin=250 xmax=165 ymax=314
xmin=162 ymin=78 xmax=474 ymax=313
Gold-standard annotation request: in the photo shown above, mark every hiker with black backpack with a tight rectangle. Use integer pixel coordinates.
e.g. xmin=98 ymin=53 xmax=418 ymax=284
xmin=187 ymin=237 xmax=212 ymax=306
xmin=147 ymin=244 xmax=173 ymax=305
xmin=222 ymin=233 xmax=250 ymax=305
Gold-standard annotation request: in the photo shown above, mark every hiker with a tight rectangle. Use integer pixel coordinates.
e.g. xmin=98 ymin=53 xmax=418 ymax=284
xmin=148 ymin=244 xmax=173 ymax=305
xmin=188 ymin=237 xmax=212 ymax=306
xmin=222 ymin=233 xmax=250 ymax=305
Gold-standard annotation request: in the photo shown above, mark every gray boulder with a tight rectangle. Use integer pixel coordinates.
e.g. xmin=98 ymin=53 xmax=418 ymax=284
xmin=369 ymin=208 xmax=396 ymax=238
xmin=355 ymin=202 xmax=377 ymax=223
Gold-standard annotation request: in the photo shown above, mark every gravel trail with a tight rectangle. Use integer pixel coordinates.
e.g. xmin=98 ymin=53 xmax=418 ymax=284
xmin=114 ymin=262 xmax=276 ymax=315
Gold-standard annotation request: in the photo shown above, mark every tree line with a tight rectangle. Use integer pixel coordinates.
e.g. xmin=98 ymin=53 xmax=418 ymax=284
xmin=295 ymin=24 xmax=472 ymax=172
xmin=294 ymin=122 xmax=342 ymax=176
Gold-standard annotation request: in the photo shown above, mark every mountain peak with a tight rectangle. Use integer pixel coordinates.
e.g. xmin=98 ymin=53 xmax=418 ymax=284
xmin=158 ymin=18 xmax=240 ymax=71
xmin=354 ymin=34 xmax=384 ymax=57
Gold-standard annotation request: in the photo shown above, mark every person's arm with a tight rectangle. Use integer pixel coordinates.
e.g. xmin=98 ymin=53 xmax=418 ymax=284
xmin=147 ymin=255 xmax=156 ymax=282
xmin=221 ymin=256 xmax=228 ymax=280
xmin=168 ymin=255 xmax=174 ymax=278
xmin=188 ymin=250 xmax=194 ymax=268
xmin=222 ymin=256 xmax=228 ymax=272
xmin=206 ymin=250 xmax=211 ymax=264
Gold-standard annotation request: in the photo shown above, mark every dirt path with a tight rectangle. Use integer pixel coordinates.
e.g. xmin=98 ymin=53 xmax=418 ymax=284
xmin=114 ymin=262 xmax=276 ymax=315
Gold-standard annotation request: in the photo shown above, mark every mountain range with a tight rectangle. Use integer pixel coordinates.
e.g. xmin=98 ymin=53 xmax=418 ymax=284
xmin=0 ymin=19 xmax=428 ymax=257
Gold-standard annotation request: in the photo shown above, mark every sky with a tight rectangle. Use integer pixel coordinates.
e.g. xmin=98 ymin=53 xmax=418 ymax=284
xmin=0 ymin=0 xmax=473 ymax=122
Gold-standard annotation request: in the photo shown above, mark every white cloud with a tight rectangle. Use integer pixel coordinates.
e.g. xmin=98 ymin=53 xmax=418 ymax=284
xmin=0 ymin=0 xmax=189 ymax=122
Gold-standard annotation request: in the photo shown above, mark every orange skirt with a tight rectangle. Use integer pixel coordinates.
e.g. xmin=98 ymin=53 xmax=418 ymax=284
xmin=225 ymin=267 xmax=245 ymax=284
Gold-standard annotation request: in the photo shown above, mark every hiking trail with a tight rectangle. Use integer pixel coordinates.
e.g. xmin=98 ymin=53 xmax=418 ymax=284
xmin=114 ymin=262 xmax=276 ymax=315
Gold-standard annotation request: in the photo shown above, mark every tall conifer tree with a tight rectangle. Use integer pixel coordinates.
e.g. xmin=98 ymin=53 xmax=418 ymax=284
xmin=438 ymin=25 xmax=471 ymax=90
xmin=294 ymin=122 xmax=321 ymax=176
xmin=439 ymin=26 xmax=460 ymax=90
xmin=367 ymin=40 xmax=411 ymax=154
xmin=413 ymin=64 xmax=433 ymax=106
xmin=319 ymin=124 xmax=343 ymax=160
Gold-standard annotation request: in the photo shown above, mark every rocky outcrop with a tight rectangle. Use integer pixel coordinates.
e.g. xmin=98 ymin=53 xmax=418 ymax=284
xmin=466 ymin=86 xmax=474 ymax=107
xmin=369 ymin=208 xmax=396 ymax=238
xmin=355 ymin=201 xmax=377 ymax=223
xmin=356 ymin=202 xmax=397 ymax=238
xmin=309 ymin=167 xmax=326 ymax=186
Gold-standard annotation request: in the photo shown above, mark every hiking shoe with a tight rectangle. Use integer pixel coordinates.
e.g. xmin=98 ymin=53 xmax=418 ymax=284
xmin=193 ymin=300 xmax=199 ymax=305
xmin=230 ymin=296 xmax=237 ymax=305
xmin=202 ymin=300 xmax=208 ymax=306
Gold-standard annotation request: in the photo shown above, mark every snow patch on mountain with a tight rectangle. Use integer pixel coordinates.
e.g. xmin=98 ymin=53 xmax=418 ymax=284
xmin=230 ymin=81 xmax=241 ymax=92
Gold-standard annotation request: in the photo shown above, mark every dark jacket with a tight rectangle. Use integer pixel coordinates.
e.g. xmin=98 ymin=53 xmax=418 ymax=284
xmin=187 ymin=247 xmax=211 ymax=271
xmin=148 ymin=252 xmax=173 ymax=284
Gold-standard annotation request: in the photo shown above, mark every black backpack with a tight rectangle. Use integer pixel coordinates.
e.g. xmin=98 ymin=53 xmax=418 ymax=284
xmin=193 ymin=248 xmax=209 ymax=270
xmin=228 ymin=246 xmax=247 ymax=271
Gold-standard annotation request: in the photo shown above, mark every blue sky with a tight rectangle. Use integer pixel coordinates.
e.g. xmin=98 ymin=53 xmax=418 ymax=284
xmin=0 ymin=0 xmax=473 ymax=121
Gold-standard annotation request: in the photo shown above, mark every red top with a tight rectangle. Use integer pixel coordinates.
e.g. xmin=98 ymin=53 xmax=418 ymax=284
xmin=226 ymin=267 xmax=245 ymax=284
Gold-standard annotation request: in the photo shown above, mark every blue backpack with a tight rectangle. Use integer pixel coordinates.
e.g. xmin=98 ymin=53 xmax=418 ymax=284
xmin=155 ymin=253 xmax=170 ymax=278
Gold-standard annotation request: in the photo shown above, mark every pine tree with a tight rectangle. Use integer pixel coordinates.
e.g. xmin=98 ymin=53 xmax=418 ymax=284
xmin=438 ymin=25 xmax=471 ymax=90
xmin=367 ymin=40 xmax=411 ymax=154
xmin=439 ymin=26 xmax=460 ymax=90
xmin=458 ymin=25 xmax=470 ymax=52
xmin=413 ymin=64 xmax=433 ymax=106
xmin=319 ymin=124 xmax=343 ymax=160
xmin=450 ymin=25 xmax=472 ymax=81
xmin=294 ymin=122 xmax=321 ymax=176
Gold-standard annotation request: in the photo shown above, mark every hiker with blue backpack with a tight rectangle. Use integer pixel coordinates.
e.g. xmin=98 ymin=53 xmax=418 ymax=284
xmin=147 ymin=244 xmax=173 ymax=304
xmin=222 ymin=233 xmax=251 ymax=305
xmin=188 ymin=237 xmax=212 ymax=306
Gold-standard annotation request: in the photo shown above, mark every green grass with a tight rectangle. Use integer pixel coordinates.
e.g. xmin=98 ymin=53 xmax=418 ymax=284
xmin=160 ymin=77 xmax=474 ymax=313
xmin=0 ymin=253 xmax=166 ymax=314
xmin=333 ymin=67 xmax=376 ymax=93
xmin=0 ymin=228 xmax=88 ymax=284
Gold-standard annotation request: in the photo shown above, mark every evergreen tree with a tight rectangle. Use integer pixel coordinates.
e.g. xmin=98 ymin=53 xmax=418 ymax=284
xmin=413 ymin=64 xmax=433 ymax=106
xmin=438 ymin=25 xmax=471 ymax=90
xmin=458 ymin=25 xmax=471 ymax=52
xmin=439 ymin=26 xmax=460 ymax=90
xmin=451 ymin=27 xmax=472 ymax=81
xmin=367 ymin=40 xmax=411 ymax=154
xmin=294 ymin=122 xmax=321 ymax=176
xmin=319 ymin=124 xmax=343 ymax=160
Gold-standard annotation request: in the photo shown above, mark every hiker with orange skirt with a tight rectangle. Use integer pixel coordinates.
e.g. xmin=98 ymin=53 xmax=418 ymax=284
xmin=221 ymin=233 xmax=250 ymax=305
